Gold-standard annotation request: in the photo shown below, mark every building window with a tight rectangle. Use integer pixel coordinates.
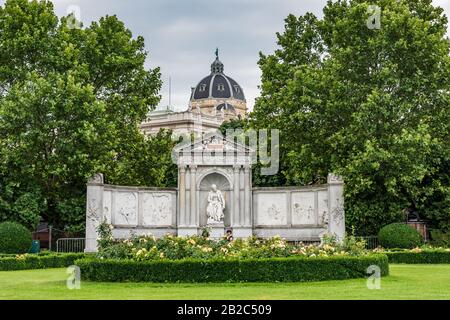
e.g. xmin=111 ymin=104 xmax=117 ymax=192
xmin=199 ymin=84 xmax=206 ymax=92
xmin=217 ymin=84 xmax=225 ymax=91
xmin=234 ymin=85 xmax=241 ymax=94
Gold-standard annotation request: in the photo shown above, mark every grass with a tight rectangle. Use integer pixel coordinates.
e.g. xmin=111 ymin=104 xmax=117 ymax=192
xmin=0 ymin=264 xmax=448 ymax=300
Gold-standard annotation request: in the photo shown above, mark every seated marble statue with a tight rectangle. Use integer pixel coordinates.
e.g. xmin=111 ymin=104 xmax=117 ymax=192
xmin=206 ymin=184 xmax=225 ymax=224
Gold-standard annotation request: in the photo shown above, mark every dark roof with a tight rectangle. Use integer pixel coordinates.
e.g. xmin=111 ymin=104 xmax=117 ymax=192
xmin=191 ymin=52 xmax=246 ymax=102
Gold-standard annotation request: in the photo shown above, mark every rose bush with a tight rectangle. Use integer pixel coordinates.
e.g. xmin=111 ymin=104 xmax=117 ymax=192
xmin=96 ymin=223 xmax=367 ymax=261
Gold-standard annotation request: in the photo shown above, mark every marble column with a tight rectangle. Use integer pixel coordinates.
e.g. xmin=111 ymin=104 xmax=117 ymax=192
xmin=327 ymin=173 xmax=345 ymax=242
xmin=178 ymin=165 xmax=186 ymax=226
xmin=239 ymin=167 xmax=245 ymax=225
xmin=85 ymin=174 xmax=104 ymax=253
xmin=185 ymin=166 xmax=191 ymax=225
xmin=233 ymin=165 xmax=240 ymax=226
xmin=244 ymin=165 xmax=251 ymax=226
xmin=190 ymin=165 xmax=197 ymax=226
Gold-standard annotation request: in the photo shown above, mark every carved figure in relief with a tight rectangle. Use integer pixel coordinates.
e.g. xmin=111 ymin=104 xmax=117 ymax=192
xmin=267 ymin=204 xmax=282 ymax=221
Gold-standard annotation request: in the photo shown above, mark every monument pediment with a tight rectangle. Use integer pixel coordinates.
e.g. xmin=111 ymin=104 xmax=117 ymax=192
xmin=173 ymin=133 xmax=255 ymax=167
xmin=174 ymin=132 xmax=254 ymax=155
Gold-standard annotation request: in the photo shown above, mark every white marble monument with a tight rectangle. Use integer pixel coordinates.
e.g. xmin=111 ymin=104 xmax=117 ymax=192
xmin=85 ymin=134 xmax=345 ymax=252
xmin=206 ymin=184 xmax=225 ymax=224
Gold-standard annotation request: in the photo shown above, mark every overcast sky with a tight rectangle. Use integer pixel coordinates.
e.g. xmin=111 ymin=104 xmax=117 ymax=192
xmin=1 ymin=0 xmax=449 ymax=111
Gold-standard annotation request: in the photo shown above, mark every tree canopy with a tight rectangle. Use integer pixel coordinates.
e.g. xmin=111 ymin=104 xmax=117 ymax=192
xmin=0 ymin=0 xmax=175 ymax=232
xmin=251 ymin=0 xmax=450 ymax=235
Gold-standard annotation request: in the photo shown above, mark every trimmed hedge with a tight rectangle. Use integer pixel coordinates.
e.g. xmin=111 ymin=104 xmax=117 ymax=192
xmin=75 ymin=254 xmax=389 ymax=283
xmin=386 ymin=251 xmax=450 ymax=264
xmin=378 ymin=223 xmax=422 ymax=249
xmin=0 ymin=253 xmax=88 ymax=271
xmin=0 ymin=222 xmax=32 ymax=254
xmin=0 ymin=251 xmax=53 ymax=258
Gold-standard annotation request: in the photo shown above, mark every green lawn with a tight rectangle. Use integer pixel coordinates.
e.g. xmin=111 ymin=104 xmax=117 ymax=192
xmin=0 ymin=264 xmax=448 ymax=300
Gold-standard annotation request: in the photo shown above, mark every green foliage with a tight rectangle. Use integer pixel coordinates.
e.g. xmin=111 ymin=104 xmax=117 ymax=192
xmin=0 ymin=222 xmax=32 ymax=254
xmin=321 ymin=231 xmax=368 ymax=256
xmin=97 ymin=220 xmax=115 ymax=251
xmin=0 ymin=253 xmax=88 ymax=271
xmin=378 ymin=223 xmax=423 ymax=249
xmin=0 ymin=190 xmax=44 ymax=229
xmin=219 ymin=118 xmax=288 ymax=187
xmin=0 ymin=0 xmax=171 ymax=232
xmin=107 ymin=129 xmax=178 ymax=188
xmin=385 ymin=249 xmax=450 ymax=264
xmin=97 ymin=233 xmax=371 ymax=261
xmin=341 ymin=235 xmax=367 ymax=256
xmin=429 ymin=230 xmax=449 ymax=247
xmin=76 ymin=254 xmax=389 ymax=283
xmin=218 ymin=118 xmax=248 ymax=136
xmin=250 ymin=0 xmax=450 ymax=235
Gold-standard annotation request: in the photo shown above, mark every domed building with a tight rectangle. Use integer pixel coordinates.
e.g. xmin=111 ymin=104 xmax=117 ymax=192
xmin=189 ymin=49 xmax=247 ymax=119
xmin=141 ymin=50 xmax=247 ymax=135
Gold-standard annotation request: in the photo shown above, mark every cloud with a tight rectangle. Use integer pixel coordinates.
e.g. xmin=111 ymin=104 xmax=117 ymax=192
xmin=46 ymin=0 xmax=326 ymax=111
xmin=1 ymin=0 xmax=449 ymax=111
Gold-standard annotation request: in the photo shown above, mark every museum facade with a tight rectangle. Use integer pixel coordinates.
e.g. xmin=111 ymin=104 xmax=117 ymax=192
xmin=140 ymin=50 xmax=247 ymax=135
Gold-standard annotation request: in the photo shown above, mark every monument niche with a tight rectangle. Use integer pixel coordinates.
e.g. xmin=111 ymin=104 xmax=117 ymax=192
xmin=175 ymin=134 xmax=254 ymax=239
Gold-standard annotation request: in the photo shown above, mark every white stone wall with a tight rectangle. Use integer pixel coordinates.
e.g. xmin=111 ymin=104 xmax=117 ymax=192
xmin=252 ymin=174 xmax=345 ymax=242
xmin=85 ymin=171 xmax=344 ymax=252
xmin=85 ymin=176 xmax=177 ymax=252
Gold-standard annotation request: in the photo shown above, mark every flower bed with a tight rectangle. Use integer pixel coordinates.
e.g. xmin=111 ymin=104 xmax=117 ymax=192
xmin=0 ymin=253 xmax=89 ymax=271
xmin=75 ymin=254 xmax=389 ymax=283
xmin=77 ymin=227 xmax=387 ymax=283
xmin=96 ymin=230 xmax=367 ymax=261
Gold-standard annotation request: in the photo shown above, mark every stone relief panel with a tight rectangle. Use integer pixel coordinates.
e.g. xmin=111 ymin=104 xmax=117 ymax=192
xmin=142 ymin=193 xmax=173 ymax=226
xmin=114 ymin=192 xmax=138 ymax=226
xmin=317 ymin=190 xmax=328 ymax=226
xmin=331 ymin=198 xmax=345 ymax=226
xmin=87 ymin=198 xmax=100 ymax=223
xmin=103 ymin=190 xmax=112 ymax=224
xmin=291 ymin=192 xmax=316 ymax=225
xmin=255 ymin=193 xmax=287 ymax=226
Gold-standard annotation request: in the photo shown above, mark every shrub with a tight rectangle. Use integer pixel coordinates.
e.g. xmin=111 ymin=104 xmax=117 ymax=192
xmin=386 ymin=249 xmax=450 ymax=264
xmin=75 ymin=254 xmax=389 ymax=283
xmin=97 ymin=220 xmax=114 ymax=251
xmin=429 ymin=230 xmax=449 ymax=247
xmin=96 ymin=232 xmax=370 ymax=262
xmin=0 ymin=253 xmax=89 ymax=271
xmin=0 ymin=222 xmax=32 ymax=254
xmin=378 ymin=223 xmax=423 ymax=249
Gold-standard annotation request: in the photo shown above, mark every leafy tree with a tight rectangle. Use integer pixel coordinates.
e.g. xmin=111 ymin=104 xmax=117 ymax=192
xmin=108 ymin=129 xmax=179 ymax=188
xmin=0 ymin=0 xmax=166 ymax=232
xmin=219 ymin=118 xmax=287 ymax=187
xmin=218 ymin=118 xmax=248 ymax=136
xmin=251 ymin=0 xmax=450 ymax=235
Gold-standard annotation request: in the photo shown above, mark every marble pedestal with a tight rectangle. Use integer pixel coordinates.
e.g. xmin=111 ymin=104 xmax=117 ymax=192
xmin=208 ymin=224 xmax=226 ymax=239
xmin=177 ymin=227 xmax=199 ymax=237
xmin=230 ymin=227 xmax=253 ymax=238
